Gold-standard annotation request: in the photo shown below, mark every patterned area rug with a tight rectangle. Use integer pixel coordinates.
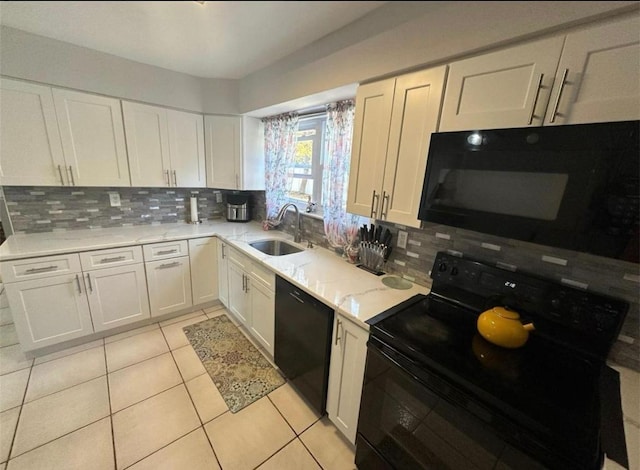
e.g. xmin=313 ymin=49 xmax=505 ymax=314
xmin=183 ymin=315 xmax=284 ymax=413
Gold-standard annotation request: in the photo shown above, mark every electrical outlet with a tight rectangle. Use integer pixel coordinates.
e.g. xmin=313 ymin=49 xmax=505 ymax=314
xmin=397 ymin=230 xmax=408 ymax=249
xmin=109 ymin=193 xmax=121 ymax=207
xmin=215 ymin=192 xmax=222 ymax=203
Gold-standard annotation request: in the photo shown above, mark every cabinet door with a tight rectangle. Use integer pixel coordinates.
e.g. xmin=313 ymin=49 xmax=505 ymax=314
xmin=146 ymin=257 xmax=193 ymax=316
xmin=5 ymin=274 xmax=93 ymax=351
xmin=347 ymin=79 xmax=395 ymax=218
xmin=52 ymin=89 xmax=130 ymax=186
xmin=0 ymin=79 xmax=66 ymax=186
xmin=439 ymin=36 xmax=565 ymax=131
xmin=248 ymin=278 xmax=274 ymax=356
xmin=122 ymin=101 xmax=172 ymax=187
xmin=85 ymin=264 xmax=150 ymax=332
xmin=545 ymin=15 xmax=640 ymax=125
xmin=217 ymin=241 xmax=229 ymax=308
xmin=381 ymin=67 xmax=447 ymax=228
xmin=205 ymin=115 xmax=241 ymax=190
xmin=227 ymin=262 xmax=250 ymax=327
xmin=240 ymin=116 xmax=266 ymax=190
xmin=326 ymin=315 xmax=369 ymax=444
xmin=189 ymin=237 xmax=219 ymax=305
xmin=168 ymin=110 xmax=206 ymax=187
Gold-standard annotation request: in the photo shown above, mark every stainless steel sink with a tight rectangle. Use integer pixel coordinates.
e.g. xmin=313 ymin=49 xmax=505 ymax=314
xmin=249 ymin=239 xmax=303 ymax=256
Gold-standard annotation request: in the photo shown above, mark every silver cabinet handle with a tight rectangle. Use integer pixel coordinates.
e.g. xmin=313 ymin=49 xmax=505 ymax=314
xmin=221 ymin=244 xmax=226 ymax=259
xmin=381 ymin=191 xmax=390 ymax=219
xmin=68 ymin=166 xmax=75 ymax=185
xmin=242 ymin=274 xmax=246 ymax=292
xmin=289 ymin=291 xmax=304 ymax=304
xmin=172 ymin=170 xmax=177 ymax=187
xmin=101 ymin=256 xmax=126 ymax=263
xmin=157 ymin=249 xmax=177 ymax=255
xmin=165 ymin=170 xmax=170 ymax=186
xmin=549 ymin=68 xmax=568 ymax=123
xmin=26 ymin=265 xmax=58 ymax=273
xmin=75 ymin=274 xmax=82 ymax=294
xmin=370 ymin=190 xmax=379 ymax=219
xmin=335 ymin=319 xmax=342 ymax=346
xmin=157 ymin=261 xmax=180 ymax=269
xmin=57 ymin=165 xmax=65 ymax=185
xmin=528 ymin=73 xmax=544 ymax=125
xmin=86 ymin=273 xmax=93 ymax=293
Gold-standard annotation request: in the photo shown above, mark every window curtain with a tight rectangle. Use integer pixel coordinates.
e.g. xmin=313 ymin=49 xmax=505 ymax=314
xmin=322 ymin=99 xmax=360 ymax=248
xmin=263 ymin=112 xmax=299 ymax=220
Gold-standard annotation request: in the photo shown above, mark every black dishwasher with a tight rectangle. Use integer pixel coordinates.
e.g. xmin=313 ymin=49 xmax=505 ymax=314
xmin=274 ymin=276 xmax=334 ymax=415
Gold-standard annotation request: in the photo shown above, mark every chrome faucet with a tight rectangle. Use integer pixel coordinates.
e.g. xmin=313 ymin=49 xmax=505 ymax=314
xmin=275 ymin=203 xmax=302 ymax=243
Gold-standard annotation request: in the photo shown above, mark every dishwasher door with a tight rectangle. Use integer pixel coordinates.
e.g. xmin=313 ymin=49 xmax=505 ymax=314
xmin=275 ymin=275 xmax=334 ymax=415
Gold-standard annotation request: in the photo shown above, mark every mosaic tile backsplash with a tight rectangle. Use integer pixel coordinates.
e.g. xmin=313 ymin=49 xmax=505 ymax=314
xmin=275 ymin=211 xmax=640 ymax=371
xmin=2 ymin=186 xmax=266 ymax=233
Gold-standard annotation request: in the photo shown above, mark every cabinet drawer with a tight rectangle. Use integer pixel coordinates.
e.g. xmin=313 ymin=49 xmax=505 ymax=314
xmin=228 ymin=246 xmax=251 ymax=271
xmin=188 ymin=237 xmax=216 ymax=251
xmin=80 ymin=245 xmax=143 ymax=271
xmin=249 ymin=261 xmax=275 ymax=291
xmin=143 ymin=240 xmax=188 ymax=261
xmin=1 ymin=253 xmax=81 ymax=283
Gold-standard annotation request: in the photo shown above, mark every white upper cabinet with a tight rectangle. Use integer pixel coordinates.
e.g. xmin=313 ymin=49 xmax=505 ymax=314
xmin=0 ymin=78 xmax=66 ymax=186
xmin=382 ymin=67 xmax=447 ymax=226
xmin=544 ymin=15 xmax=640 ymax=125
xmin=52 ymin=88 xmax=130 ymax=186
xmin=204 ymin=115 xmax=265 ymax=190
xmin=123 ymin=103 xmax=205 ymax=187
xmin=439 ymin=37 xmax=565 ymax=131
xmin=122 ymin=101 xmax=172 ymax=187
xmin=347 ymin=78 xmax=395 ymax=218
xmin=167 ymin=109 xmax=206 ymax=187
xmin=347 ymin=67 xmax=447 ymax=227
xmin=205 ymin=115 xmax=240 ymax=190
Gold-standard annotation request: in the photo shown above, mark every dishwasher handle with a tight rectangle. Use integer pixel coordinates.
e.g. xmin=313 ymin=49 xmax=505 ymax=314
xmin=289 ymin=291 xmax=304 ymax=304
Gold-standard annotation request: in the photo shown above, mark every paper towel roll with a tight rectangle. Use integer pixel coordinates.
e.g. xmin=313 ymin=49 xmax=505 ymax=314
xmin=190 ymin=197 xmax=199 ymax=223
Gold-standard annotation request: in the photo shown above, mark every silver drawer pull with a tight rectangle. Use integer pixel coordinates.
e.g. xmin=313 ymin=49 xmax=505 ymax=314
xmin=101 ymin=256 xmax=126 ymax=263
xmin=157 ymin=261 xmax=180 ymax=269
xmin=289 ymin=292 xmax=304 ymax=304
xmin=157 ymin=249 xmax=177 ymax=255
xmin=25 ymin=265 xmax=58 ymax=273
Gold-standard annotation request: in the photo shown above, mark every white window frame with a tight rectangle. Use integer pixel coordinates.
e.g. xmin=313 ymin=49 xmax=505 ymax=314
xmin=285 ymin=115 xmax=326 ymax=215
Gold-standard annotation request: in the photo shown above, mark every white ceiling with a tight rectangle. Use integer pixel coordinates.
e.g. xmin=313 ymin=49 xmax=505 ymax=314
xmin=0 ymin=1 xmax=387 ymax=79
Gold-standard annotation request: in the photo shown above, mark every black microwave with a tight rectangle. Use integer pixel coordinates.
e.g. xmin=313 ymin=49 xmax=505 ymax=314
xmin=418 ymin=121 xmax=639 ymax=263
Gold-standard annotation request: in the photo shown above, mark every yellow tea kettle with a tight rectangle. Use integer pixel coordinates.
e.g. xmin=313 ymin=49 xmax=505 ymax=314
xmin=477 ymin=306 xmax=535 ymax=349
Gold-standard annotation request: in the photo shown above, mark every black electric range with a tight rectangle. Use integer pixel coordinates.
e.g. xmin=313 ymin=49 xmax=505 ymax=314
xmin=357 ymin=252 xmax=629 ymax=470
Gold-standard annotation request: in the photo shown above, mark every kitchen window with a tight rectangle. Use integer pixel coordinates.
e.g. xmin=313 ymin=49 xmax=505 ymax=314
xmin=285 ymin=115 xmax=326 ymax=213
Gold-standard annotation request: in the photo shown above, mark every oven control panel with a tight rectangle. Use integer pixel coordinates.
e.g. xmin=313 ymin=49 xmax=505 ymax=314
xmin=431 ymin=251 xmax=628 ymax=357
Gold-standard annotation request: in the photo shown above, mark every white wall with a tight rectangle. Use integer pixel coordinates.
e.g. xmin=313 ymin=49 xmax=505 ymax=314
xmin=0 ymin=26 xmax=238 ymax=114
xmin=238 ymin=0 xmax=639 ymax=114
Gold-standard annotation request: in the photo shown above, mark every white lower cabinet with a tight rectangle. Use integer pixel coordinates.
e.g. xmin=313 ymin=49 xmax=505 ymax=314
xmin=6 ymin=273 xmax=94 ymax=351
xmin=218 ymin=241 xmax=230 ymax=308
xmin=4 ymin=248 xmax=150 ymax=351
xmin=188 ymin=237 xmax=219 ymax=305
xmin=85 ymin=264 xmax=150 ymax=332
xmin=145 ymin=257 xmax=193 ymax=317
xmin=326 ymin=314 xmax=369 ymax=444
xmin=225 ymin=246 xmax=275 ymax=356
xmin=228 ymin=260 xmax=251 ymax=325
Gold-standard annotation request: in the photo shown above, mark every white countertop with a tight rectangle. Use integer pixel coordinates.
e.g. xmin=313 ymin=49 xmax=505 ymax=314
xmin=0 ymin=221 xmax=428 ymax=328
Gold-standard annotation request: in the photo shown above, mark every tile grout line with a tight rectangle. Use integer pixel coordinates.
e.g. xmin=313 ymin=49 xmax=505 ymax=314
xmin=5 ymin=358 xmax=34 ymax=465
xmin=265 ymin=394 xmax=324 ymax=469
xmin=28 ymin=341 xmax=105 ymax=367
xmin=102 ymin=339 xmax=118 ymax=470
xmin=162 ymin=322 xmax=225 ymax=468
xmin=250 ymin=435 xmax=299 ymax=470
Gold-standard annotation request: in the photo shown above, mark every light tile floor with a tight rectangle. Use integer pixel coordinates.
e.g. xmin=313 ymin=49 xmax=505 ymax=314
xmin=0 ymin=303 xmax=357 ymax=470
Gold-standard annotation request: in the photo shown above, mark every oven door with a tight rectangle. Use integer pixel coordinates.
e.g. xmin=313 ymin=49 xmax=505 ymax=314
xmin=356 ymin=337 xmax=596 ymax=470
